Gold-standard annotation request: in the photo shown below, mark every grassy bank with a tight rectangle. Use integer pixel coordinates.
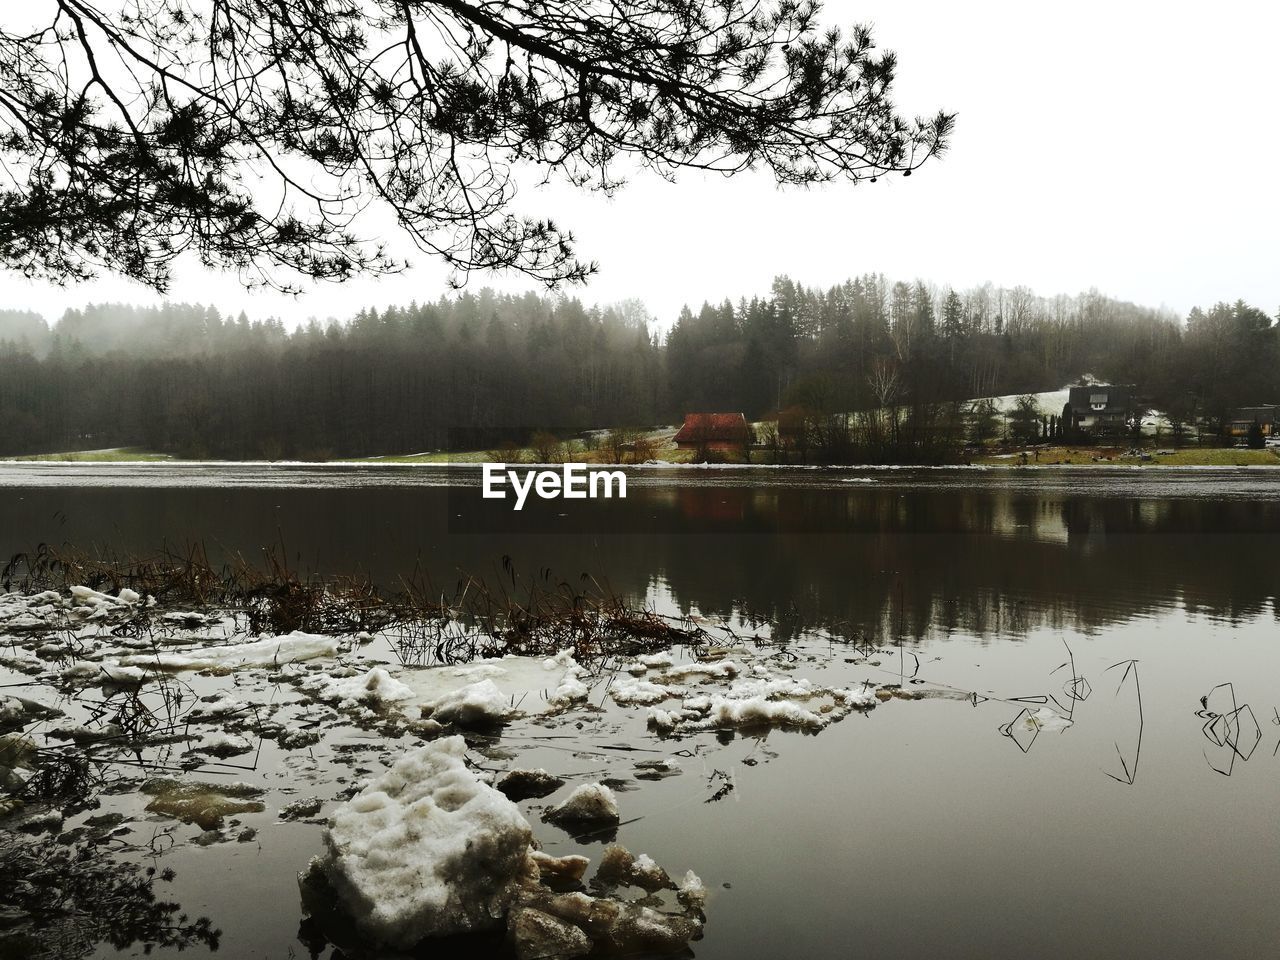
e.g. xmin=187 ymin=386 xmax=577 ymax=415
xmin=976 ymin=445 xmax=1280 ymax=467
xmin=4 ymin=447 xmax=173 ymax=462
xmin=8 ymin=442 xmax=1280 ymax=469
xmin=349 ymin=448 xmax=704 ymax=465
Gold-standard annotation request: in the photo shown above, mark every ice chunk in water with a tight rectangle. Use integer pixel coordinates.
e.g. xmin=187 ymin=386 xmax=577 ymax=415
xmin=544 ymin=783 xmax=619 ymax=825
xmin=421 ymin=679 xmax=514 ymax=727
xmin=497 ymin=769 xmax=565 ymax=801
xmin=308 ymin=736 xmax=534 ymax=947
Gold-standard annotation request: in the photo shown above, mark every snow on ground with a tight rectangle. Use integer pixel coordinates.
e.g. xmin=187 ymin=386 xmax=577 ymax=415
xmin=661 ymin=659 xmax=741 ymax=681
xmin=633 ymin=651 xmax=674 ymax=670
xmin=186 ymin=692 xmax=252 ymax=721
xmin=0 ymin=697 xmax=24 ymax=725
xmin=695 ymin=696 xmax=828 ymax=730
xmin=70 ymin=584 xmax=142 ymax=608
xmin=298 ymin=642 xmax=883 ymax=735
xmin=58 ymin=661 xmax=139 ymax=683
xmin=980 ymin=386 xmax=1071 ymax=418
xmin=0 ymin=590 xmax=71 ymax=631
xmin=1 ymin=588 xmax=252 ymax=675
xmin=4 ymin=587 xmax=884 ymax=742
xmin=970 ymin=377 xmax=1174 ymax=437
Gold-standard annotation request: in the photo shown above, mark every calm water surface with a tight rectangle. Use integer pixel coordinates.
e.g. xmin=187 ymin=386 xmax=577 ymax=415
xmin=2 ymin=463 xmax=1278 ymax=959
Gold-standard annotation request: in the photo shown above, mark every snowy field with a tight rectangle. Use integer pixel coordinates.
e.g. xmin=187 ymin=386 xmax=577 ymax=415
xmin=969 ymin=379 xmax=1179 ymax=437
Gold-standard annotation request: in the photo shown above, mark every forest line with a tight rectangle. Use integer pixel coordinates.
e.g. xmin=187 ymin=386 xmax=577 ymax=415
xmin=0 ymin=276 xmax=1274 ymax=460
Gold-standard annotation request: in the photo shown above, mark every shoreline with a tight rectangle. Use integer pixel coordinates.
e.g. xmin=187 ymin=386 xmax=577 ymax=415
xmin=3 ymin=457 xmax=1280 ymax=473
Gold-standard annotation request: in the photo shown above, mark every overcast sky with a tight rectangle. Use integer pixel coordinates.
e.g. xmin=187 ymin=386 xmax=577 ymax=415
xmin=6 ymin=0 xmax=1279 ymax=329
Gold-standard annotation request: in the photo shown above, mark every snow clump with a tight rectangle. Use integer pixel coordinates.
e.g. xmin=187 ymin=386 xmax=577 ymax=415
xmin=420 ymin=679 xmax=514 ymax=727
xmin=544 ymin=650 xmax=591 ymax=705
xmin=638 ymin=666 xmax=881 ymax=734
xmin=305 ymin=736 xmax=534 ymax=947
xmin=544 ymin=782 xmax=620 ymax=825
xmin=298 ymin=743 xmax=703 ymax=955
xmin=610 ymin=675 xmax=675 ymax=706
xmin=301 ymin=666 xmax=415 ymax=710
xmin=119 ymin=631 xmax=339 ymax=671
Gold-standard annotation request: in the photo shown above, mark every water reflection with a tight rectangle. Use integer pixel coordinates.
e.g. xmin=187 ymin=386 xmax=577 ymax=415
xmin=977 ymin=645 xmax=1149 ymax=784
xmin=0 ymin=836 xmax=220 ymax=959
xmin=1197 ymin=683 xmax=1264 ymax=776
xmin=1103 ymin=660 xmax=1144 ymax=786
xmin=5 ymin=465 xmax=1280 ymax=960
xmin=2 ymin=466 xmax=1280 ymax=646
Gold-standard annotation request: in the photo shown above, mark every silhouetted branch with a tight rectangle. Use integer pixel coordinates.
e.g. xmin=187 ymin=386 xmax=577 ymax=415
xmin=0 ymin=0 xmax=951 ymax=291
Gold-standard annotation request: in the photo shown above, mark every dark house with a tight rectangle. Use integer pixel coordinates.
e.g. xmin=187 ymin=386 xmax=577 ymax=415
xmin=674 ymin=413 xmax=752 ymax=454
xmin=1065 ymin=385 xmax=1134 ymax=435
xmin=1229 ymin=405 xmax=1279 ymax=438
xmin=775 ymin=406 xmax=807 ymax=449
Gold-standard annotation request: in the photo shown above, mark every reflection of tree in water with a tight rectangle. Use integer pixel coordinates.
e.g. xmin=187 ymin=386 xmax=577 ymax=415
xmin=1196 ymin=682 xmax=1264 ymax=777
xmin=646 ymin=491 xmax=1280 ymax=642
xmin=1 ymin=686 xmax=220 ymax=957
xmin=0 ymin=836 xmax=219 ymax=959
xmin=9 ymin=480 xmax=1280 ymax=643
xmin=651 ymin=532 xmax=1209 ymax=644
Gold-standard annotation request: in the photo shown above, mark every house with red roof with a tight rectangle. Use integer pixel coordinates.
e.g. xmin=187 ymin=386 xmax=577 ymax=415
xmin=673 ymin=413 xmax=753 ymax=456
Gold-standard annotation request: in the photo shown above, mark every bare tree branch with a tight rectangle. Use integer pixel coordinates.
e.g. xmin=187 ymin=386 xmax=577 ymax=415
xmin=0 ymin=0 xmax=953 ymax=292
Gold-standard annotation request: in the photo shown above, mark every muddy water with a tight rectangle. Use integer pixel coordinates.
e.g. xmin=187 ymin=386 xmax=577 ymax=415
xmin=2 ymin=463 xmax=1280 ymax=959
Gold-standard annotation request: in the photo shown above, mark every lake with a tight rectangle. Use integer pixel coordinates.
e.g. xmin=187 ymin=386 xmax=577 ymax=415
xmin=2 ymin=463 xmax=1279 ymax=959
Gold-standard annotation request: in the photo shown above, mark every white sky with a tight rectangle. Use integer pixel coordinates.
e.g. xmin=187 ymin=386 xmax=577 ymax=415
xmin=5 ymin=0 xmax=1279 ymax=329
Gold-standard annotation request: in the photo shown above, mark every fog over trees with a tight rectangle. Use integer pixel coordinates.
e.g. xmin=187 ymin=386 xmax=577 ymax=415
xmin=2 ymin=278 xmax=1273 ymax=459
